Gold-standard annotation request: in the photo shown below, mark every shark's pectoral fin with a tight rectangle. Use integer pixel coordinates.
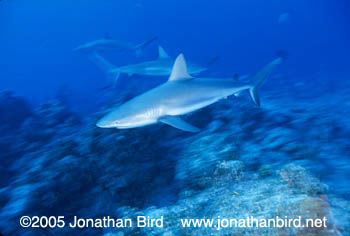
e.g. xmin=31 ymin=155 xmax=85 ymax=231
xmin=233 ymin=91 xmax=243 ymax=97
xmin=159 ymin=116 xmax=200 ymax=132
xmin=106 ymin=71 xmax=120 ymax=88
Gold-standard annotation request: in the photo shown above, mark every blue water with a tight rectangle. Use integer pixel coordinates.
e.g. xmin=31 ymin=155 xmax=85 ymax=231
xmin=0 ymin=0 xmax=349 ymax=235
xmin=1 ymin=0 xmax=349 ymax=111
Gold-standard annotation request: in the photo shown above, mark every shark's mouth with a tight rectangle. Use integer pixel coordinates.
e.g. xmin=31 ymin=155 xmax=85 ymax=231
xmin=114 ymin=119 xmax=158 ymax=129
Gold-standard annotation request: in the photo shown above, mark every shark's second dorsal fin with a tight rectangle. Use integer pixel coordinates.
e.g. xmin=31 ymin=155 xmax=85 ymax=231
xmin=158 ymin=46 xmax=169 ymax=59
xmin=168 ymin=54 xmax=193 ymax=81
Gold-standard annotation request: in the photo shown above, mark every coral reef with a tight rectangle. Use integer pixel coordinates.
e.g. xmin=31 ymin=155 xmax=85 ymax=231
xmin=0 ymin=88 xmax=349 ymax=236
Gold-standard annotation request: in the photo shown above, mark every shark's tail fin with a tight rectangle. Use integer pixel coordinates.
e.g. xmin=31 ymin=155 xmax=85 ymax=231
xmin=88 ymin=53 xmax=120 ymax=84
xmin=135 ymin=36 xmax=158 ymax=57
xmin=249 ymin=58 xmax=282 ymax=106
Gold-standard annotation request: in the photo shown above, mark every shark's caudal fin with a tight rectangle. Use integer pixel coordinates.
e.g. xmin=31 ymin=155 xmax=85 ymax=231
xmin=158 ymin=46 xmax=170 ymax=59
xmin=249 ymin=58 xmax=282 ymax=106
xmin=168 ymin=54 xmax=193 ymax=81
xmin=135 ymin=36 xmax=158 ymax=57
xmin=88 ymin=53 xmax=120 ymax=84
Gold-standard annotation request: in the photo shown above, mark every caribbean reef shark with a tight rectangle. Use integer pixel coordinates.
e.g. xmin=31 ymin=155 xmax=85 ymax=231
xmin=96 ymin=54 xmax=281 ymax=132
xmin=89 ymin=46 xmax=207 ymax=84
xmin=75 ymin=35 xmax=157 ymax=57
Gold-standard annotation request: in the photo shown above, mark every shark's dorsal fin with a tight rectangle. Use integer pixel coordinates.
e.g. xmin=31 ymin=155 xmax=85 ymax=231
xmin=158 ymin=46 xmax=169 ymax=59
xmin=168 ymin=54 xmax=193 ymax=81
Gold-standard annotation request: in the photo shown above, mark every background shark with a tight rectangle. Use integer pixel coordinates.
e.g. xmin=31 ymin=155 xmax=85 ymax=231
xmin=74 ymin=35 xmax=157 ymax=57
xmin=97 ymin=54 xmax=282 ymax=132
xmin=89 ymin=46 xmax=208 ymax=86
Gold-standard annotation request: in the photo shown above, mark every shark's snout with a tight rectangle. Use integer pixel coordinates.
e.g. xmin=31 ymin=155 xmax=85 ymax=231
xmin=96 ymin=118 xmax=115 ymax=128
xmin=96 ymin=120 xmax=106 ymax=128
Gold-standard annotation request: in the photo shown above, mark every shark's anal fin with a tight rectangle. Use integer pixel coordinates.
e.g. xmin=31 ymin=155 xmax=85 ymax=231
xmin=110 ymin=71 xmax=121 ymax=88
xmin=159 ymin=116 xmax=200 ymax=132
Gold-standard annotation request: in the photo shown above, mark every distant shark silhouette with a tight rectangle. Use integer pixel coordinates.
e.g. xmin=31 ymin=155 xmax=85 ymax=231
xmin=89 ymin=46 xmax=208 ymax=86
xmin=97 ymin=54 xmax=282 ymax=132
xmin=74 ymin=35 xmax=157 ymax=57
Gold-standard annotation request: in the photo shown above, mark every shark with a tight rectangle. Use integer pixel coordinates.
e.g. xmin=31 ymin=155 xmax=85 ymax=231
xmin=89 ymin=46 xmax=208 ymax=85
xmin=74 ymin=35 xmax=157 ymax=57
xmin=96 ymin=54 xmax=282 ymax=132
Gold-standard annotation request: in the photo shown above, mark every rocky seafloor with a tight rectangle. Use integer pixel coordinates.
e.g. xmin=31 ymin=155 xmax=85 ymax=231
xmin=0 ymin=79 xmax=349 ymax=236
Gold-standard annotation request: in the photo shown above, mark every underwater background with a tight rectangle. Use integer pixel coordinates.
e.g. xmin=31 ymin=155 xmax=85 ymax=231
xmin=0 ymin=0 xmax=349 ymax=235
